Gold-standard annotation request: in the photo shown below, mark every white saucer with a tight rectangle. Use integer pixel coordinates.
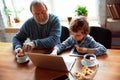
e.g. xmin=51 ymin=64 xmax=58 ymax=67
xmin=17 ymin=56 xmax=29 ymax=63
xmin=81 ymin=59 xmax=99 ymax=67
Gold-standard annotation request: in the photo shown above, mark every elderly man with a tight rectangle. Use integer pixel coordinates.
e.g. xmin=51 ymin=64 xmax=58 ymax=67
xmin=12 ymin=0 xmax=61 ymax=55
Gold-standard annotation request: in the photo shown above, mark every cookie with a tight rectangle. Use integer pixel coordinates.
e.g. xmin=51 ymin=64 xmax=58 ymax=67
xmin=74 ymin=66 xmax=95 ymax=80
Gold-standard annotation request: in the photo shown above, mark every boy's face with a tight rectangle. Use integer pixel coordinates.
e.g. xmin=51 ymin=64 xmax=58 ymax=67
xmin=71 ymin=30 xmax=85 ymax=42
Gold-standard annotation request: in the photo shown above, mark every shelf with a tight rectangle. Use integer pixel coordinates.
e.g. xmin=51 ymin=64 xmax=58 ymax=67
xmin=4 ymin=23 xmax=22 ymax=33
xmin=107 ymin=18 xmax=120 ymax=23
xmin=106 ymin=0 xmax=120 ymax=24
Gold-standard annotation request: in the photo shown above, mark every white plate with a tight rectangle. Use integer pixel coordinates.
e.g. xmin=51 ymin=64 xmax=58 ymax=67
xmin=81 ymin=59 xmax=99 ymax=67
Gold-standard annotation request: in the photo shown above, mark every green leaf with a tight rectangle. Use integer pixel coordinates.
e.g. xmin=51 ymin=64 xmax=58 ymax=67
xmin=75 ymin=5 xmax=88 ymax=16
xmin=5 ymin=8 xmax=13 ymax=15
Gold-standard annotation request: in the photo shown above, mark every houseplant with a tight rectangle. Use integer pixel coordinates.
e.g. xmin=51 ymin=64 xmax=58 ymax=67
xmin=4 ymin=7 xmax=24 ymax=23
xmin=13 ymin=7 xmax=24 ymax=23
xmin=75 ymin=5 xmax=88 ymax=16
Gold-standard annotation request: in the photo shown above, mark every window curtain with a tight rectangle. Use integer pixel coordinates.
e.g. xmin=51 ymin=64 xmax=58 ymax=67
xmin=97 ymin=0 xmax=107 ymax=27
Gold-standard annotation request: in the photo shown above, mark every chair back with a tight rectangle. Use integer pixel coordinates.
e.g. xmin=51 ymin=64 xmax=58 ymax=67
xmin=60 ymin=26 xmax=70 ymax=42
xmin=89 ymin=26 xmax=112 ymax=49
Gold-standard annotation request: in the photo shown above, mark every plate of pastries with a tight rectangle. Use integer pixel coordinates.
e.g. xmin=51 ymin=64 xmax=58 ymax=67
xmin=74 ymin=65 xmax=98 ymax=80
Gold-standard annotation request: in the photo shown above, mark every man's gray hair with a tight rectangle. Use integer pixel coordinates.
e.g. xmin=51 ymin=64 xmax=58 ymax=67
xmin=30 ymin=0 xmax=47 ymax=12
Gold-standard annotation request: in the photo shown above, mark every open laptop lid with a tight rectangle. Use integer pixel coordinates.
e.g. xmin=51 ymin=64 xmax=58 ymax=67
xmin=27 ymin=53 xmax=76 ymax=72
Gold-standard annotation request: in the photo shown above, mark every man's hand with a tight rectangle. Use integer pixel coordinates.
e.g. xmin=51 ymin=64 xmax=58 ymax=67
xmin=15 ymin=47 xmax=25 ymax=56
xmin=23 ymin=42 xmax=35 ymax=52
xmin=15 ymin=48 xmax=22 ymax=54
xmin=75 ymin=45 xmax=88 ymax=54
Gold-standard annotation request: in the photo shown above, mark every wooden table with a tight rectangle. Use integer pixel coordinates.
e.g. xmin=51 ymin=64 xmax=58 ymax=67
xmin=0 ymin=42 xmax=120 ymax=80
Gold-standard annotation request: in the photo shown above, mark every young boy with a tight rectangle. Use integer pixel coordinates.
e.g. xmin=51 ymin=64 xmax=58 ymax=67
xmin=51 ymin=17 xmax=107 ymax=56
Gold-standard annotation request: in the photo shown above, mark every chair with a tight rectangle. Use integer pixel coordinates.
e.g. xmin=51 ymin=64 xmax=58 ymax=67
xmin=60 ymin=26 xmax=70 ymax=42
xmin=89 ymin=26 xmax=112 ymax=49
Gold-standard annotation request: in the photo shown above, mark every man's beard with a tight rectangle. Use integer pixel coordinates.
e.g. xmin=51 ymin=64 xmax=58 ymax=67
xmin=37 ymin=16 xmax=49 ymax=25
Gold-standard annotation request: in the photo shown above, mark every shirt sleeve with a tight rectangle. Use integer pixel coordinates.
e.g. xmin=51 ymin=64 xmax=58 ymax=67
xmin=55 ymin=36 xmax=75 ymax=54
xmin=12 ymin=23 xmax=28 ymax=50
xmin=86 ymin=35 xmax=107 ymax=55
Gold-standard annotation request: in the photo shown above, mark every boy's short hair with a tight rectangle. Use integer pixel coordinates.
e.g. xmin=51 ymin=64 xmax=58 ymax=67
xmin=69 ymin=16 xmax=90 ymax=35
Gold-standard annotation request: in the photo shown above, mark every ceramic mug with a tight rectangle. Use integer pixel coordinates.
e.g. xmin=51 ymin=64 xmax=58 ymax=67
xmin=16 ymin=54 xmax=29 ymax=63
xmin=83 ymin=54 xmax=96 ymax=66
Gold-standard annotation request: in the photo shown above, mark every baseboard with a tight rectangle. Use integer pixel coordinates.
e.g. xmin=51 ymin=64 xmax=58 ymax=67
xmin=112 ymin=38 xmax=120 ymax=46
xmin=111 ymin=46 xmax=120 ymax=49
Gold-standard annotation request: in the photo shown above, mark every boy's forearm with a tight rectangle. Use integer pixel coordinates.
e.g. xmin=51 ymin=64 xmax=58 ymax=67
xmin=86 ymin=48 xmax=96 ymax=54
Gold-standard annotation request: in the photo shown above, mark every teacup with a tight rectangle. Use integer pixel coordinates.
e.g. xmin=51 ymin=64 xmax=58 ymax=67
xmin=16 ymin=54 xmax=29 ymax=63
xmin=83 ymin=54 xmax=96 ymax=66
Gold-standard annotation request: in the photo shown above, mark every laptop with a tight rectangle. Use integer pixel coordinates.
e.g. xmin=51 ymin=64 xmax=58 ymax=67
xmin=27 ymin=53 xmax=76 ymax=72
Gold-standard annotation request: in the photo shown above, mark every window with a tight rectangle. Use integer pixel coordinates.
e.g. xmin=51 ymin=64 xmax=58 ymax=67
xmin=2 ymin=0 xmax=99 ymax=25
xmin=51 ymin=0 xmax=98 ymax=21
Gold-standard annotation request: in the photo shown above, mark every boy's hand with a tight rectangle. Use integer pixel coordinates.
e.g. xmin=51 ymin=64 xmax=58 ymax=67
xmin=75 ymin=45 xmax=88 ymax=53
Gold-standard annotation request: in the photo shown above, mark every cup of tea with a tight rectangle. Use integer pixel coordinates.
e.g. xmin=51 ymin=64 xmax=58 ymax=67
xmin=16 ymin=53 xmax=29 ymax=63
xmin=83 ymin=54 xmax=96 ymax=66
